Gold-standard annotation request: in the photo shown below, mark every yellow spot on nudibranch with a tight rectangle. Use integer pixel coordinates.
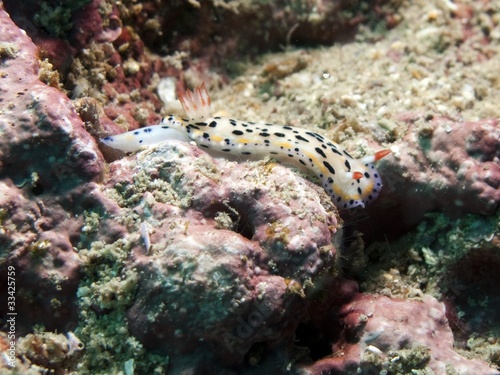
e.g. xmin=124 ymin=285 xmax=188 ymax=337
xmin=211 ymin=135 xmax=223 ymax=142
xmin=333 ymin=184 xmax=344 ymax=198
xmin=237 ymin=138 xmax=250 ymax=144
xmin=304 ymin=151 xmax=324 ymax=173
xmin=277 ymin=141 xmax=293 ymax=149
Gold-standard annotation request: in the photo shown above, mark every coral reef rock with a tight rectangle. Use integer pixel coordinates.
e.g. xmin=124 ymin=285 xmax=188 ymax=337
xmin=365 ymin=116 xmax=500 ymax=239
xmin=0 ymin=4 xmax=124 ymax=333
xmin=103 ymin=141 xmax=340 ymax=371
xmin=300 ymin=293 xmax=497 ymax=375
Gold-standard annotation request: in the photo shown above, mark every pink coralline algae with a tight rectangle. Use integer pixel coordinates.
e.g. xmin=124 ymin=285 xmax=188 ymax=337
xmin=299 ymin=287 xmax=497 ymax=375
xmin=104 ymin=141 xmax=339 ymax=370
xmin=364 ymin=116 xmax=500 ymax=239
xmin=0 ymin=5 xmax=124 ymax=333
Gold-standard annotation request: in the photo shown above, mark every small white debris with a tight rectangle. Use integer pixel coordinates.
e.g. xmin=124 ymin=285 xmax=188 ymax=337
xmin=390 ymin=144 xmax=401 ymax=159
xmin=140 ymin=222 xmax=151 ymax=253
xmin=124 ymin=58 xmax=141 ymax=75
xmin=66 ymin=331 xmax=84 ymax=356
xmin=124 ymin=358 xmax=135 ymax=375
xmin=157 ymin=77 xmax=177 ymax=105
xmin=422 ymin=246 xmax=438 ymax=265
xmin=366 ymin=345 xmax=383 ymax=355
xmin=441 ymin=0 xmax=458 ymax=12
xmin=461 ymin=83 xmax=475 ymax=101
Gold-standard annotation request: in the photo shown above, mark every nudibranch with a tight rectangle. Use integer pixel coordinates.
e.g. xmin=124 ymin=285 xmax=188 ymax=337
xmin=102 ymin=83 xmax=390 ymax=208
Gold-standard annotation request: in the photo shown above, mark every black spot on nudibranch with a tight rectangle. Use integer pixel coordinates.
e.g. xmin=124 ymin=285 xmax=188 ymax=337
xmin=283 ymin=126 xmax=292 ymax=130
xmin=203 ymin=133 xmax=210 ymax=139
xmin=295 ymin=135 xmax=309 ymax=142
xmin=134 ymin=131 xmax=139 ymax=135
xmin=345 ymin=159 xmax=351 ymax=171
xmin=259 ymin=132 xmax=270 ymax=137
xmin=315 ymin=147 xmax=327 ymax=158
xmin=364 ymin=172 xmax=370 ymax=178
xmin=299 ymin=159 xmax=306 ymax=166
xmin=242 ymin=151 xmax=252 ymax=155
xmin=331 ymin=148 xmax=343 ymax=156
xmin=274 ymin=132 xmax=286 ymax=137
xmin=323 ymin=161 xmax=335 ymax=175
xmin=196 ymin=122 xmax=208 ymax=126
xmin=306 ymin=131 xmax=324 ymax=141
xmin=209 ymin=121 xmax=217 ymax=127
xmin=246 ymin=129 xmax=253 ymax=133
xmin=161 ymin=126 xmax=169 ymax=129
xmin=232 ymin=130 xmax=244 ymax=135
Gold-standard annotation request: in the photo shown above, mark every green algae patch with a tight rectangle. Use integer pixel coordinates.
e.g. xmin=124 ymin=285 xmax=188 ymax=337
xmin=16 ymin=330 xmax=84 ymax=372
xmin=75 ymin=240 xmax=169 ymax=374
xmin=348 ymin=209 xmax=500 ymax=367
xmin=362 ymin=345 xmax=432 ymax=374
xmin=33 ymin=0 xmax=91 ymax=39
xmin=351 ymin=211 xmax=499 ymax=298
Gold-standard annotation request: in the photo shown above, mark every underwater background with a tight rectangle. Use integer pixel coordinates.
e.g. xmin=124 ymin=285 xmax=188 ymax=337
xmin=0 ymin=0 xmax=499 ymax=374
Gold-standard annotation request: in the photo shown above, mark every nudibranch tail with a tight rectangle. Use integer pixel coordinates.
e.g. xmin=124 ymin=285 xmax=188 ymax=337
xmin=178 ymin=82 xmax=212 ymax=120
xmin=102 ymin=82 xmax=391 ymax=209
xmin=101 ymin=122 xmax=189 ymax=151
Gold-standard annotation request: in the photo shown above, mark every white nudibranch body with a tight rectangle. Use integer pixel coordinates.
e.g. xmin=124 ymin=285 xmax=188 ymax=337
xmin=102 ymin=83 xmax=390 ymax=209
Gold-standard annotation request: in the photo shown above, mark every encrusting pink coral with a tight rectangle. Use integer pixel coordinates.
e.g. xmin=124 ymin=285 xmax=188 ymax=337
xmin=359 ymin=115 xmax=500 ymax=240
xmin=104 ymin=140 xmax=340 ymax=369
xmin=299 ymin=291 xmax=497 ymax=375
xmin=0 ymin=4 xmax=125 ymax=334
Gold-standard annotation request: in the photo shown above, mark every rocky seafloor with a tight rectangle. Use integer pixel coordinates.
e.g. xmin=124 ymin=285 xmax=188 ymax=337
xmin=0 ymin=0 xmax=499 ymax=374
